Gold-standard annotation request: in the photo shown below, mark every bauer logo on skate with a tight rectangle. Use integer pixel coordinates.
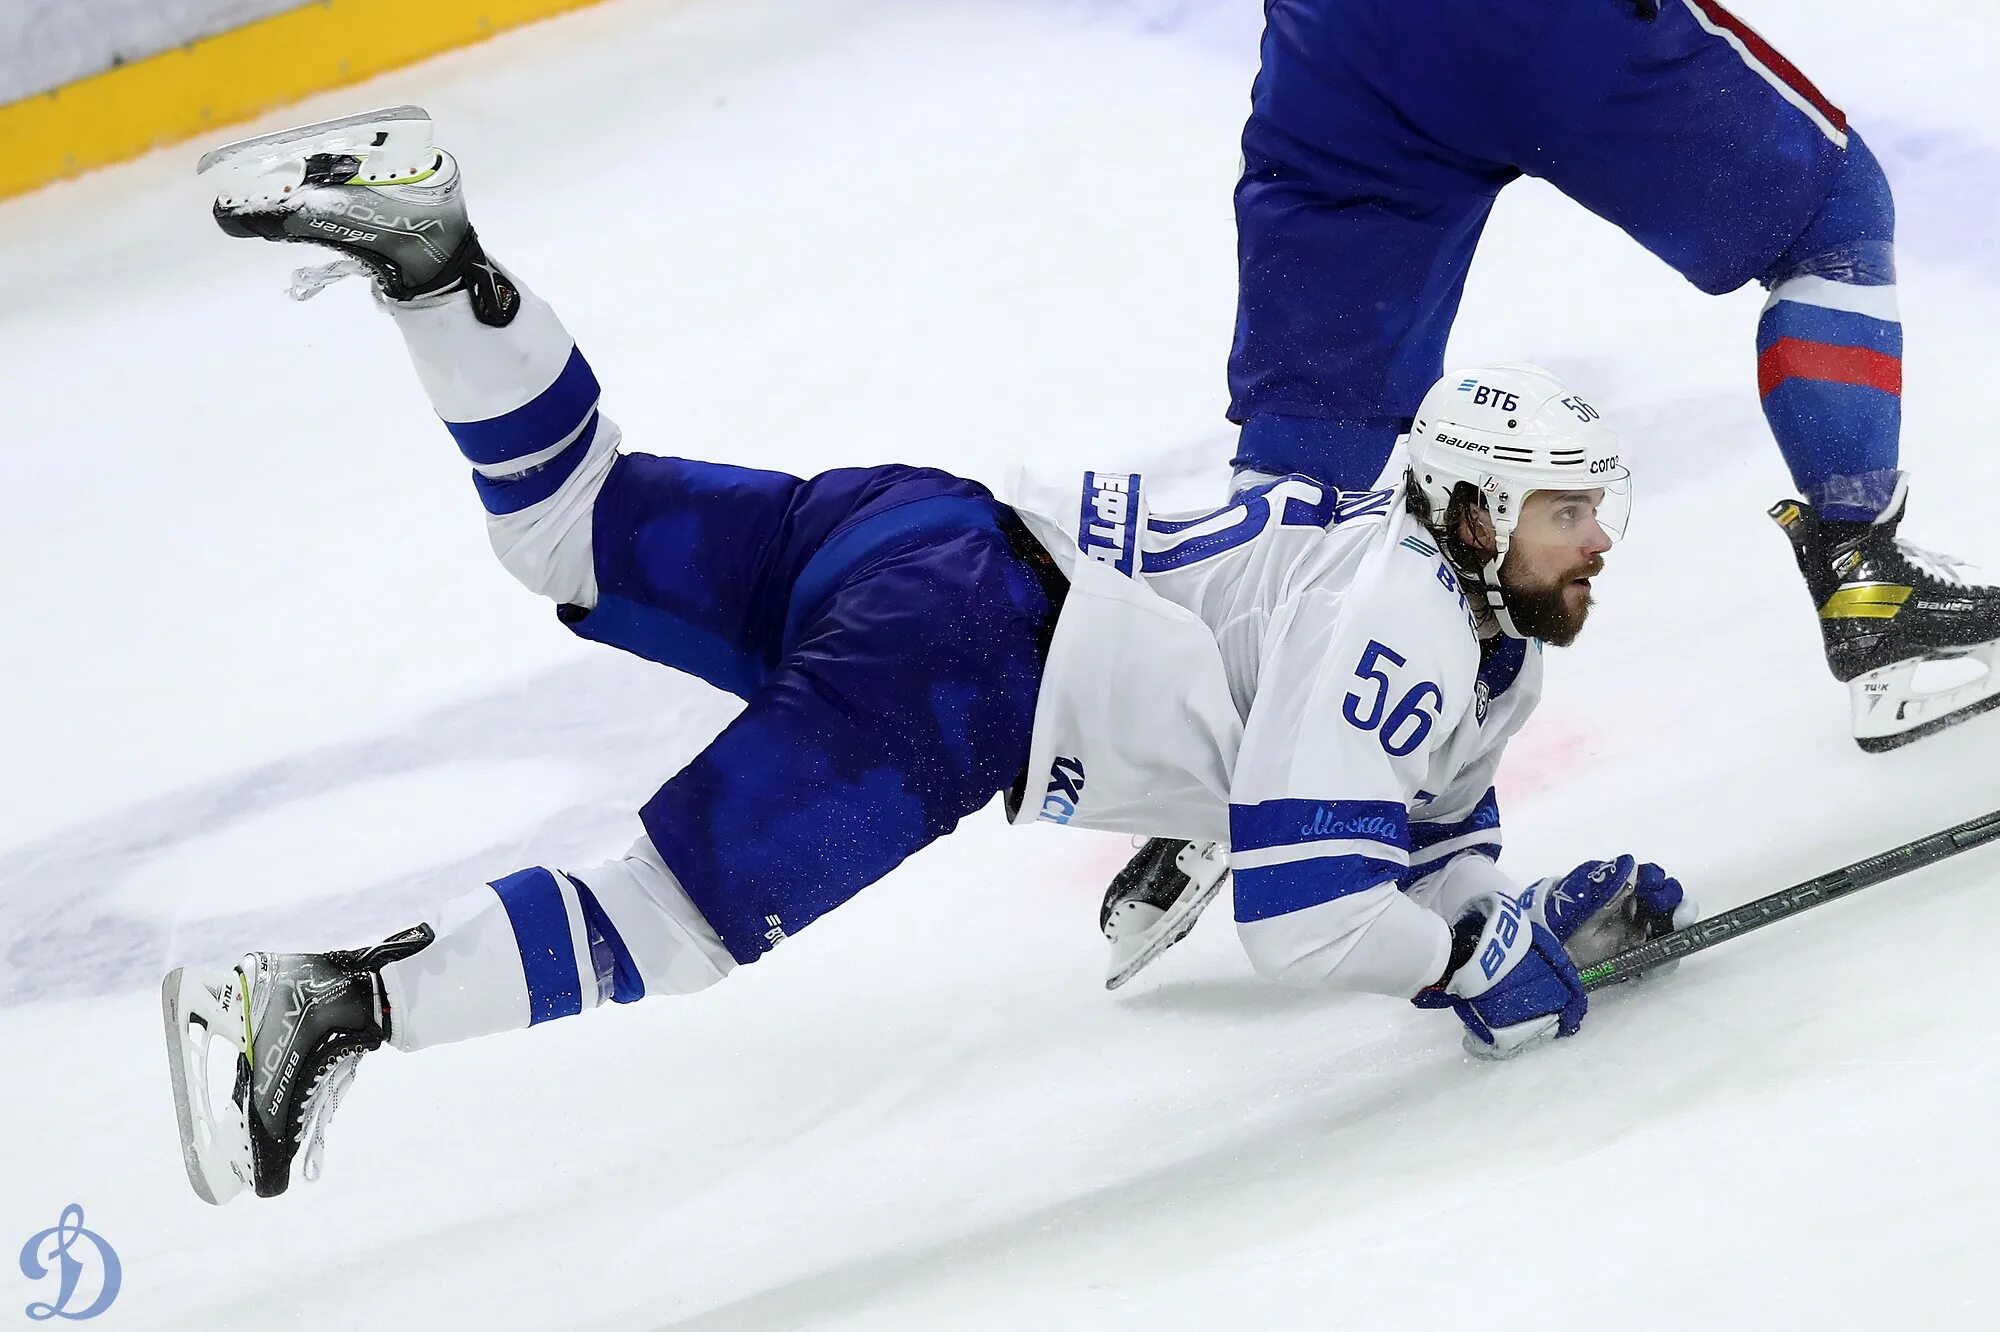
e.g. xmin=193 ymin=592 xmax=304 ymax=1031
xmin=1078 ymin=472 xmax=1140 ymax=577
xmin=18 ymin=1204 xmax=120 ymax=1321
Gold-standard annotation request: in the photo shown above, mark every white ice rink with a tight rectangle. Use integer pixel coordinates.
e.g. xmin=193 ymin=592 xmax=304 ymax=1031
xmin=5 ymin=0 xmax=2000 ymax=1326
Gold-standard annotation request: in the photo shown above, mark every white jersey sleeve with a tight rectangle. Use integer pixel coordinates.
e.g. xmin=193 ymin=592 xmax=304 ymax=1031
xmin=1229 ymin=519 xmax=1488 ymax=999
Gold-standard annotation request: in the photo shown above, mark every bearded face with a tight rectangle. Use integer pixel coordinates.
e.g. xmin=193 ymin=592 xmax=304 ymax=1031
xmin=1475 ymin=490 xmax=1614 ymax=647
xmin=1496 ymin=544 xmax=1604 ymax=646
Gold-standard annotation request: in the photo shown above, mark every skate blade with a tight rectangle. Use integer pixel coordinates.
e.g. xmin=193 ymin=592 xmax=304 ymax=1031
xmin=1105 ymin=846 xmax=1230 ymax=991
xmin=1851 ymin=648 xmax=2000 ymax=753
xmin=197 ymin=105 xmax=435 ymax=206
xmin=161 ymin=966 xmax=253 ymax=1205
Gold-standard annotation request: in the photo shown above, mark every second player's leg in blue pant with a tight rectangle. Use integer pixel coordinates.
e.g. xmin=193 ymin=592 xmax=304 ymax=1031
xmin=1230 ymin=0 xmax=1521 ymax=488
xmin=1231 ymin=0 xmax=1892 ymax=513
xmin=1516 ymin=0 xmax=1898 ymax=520
xmin=369 ymin=271 xmax=1056 ymax=1050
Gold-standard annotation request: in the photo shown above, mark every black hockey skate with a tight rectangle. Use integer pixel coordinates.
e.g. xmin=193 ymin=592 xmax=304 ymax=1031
xmin=198 ymin=105 xmax=518 ymax=325
xmin=1101 ymin=839 xmax=1229 ymax=990
xmin=161 ymin=925 xmax=432 ymax=1204
xmin=1773 ymin=481 xmax=2000 ymax=751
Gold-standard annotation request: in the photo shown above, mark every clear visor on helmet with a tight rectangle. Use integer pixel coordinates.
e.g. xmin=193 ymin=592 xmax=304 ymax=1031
xmin=1511 ymin=475 xmax=1632 ymax=547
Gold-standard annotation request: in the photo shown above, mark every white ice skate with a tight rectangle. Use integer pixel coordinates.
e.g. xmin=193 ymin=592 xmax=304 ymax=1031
xmin=198 ymin=104 xmax=439 ymax=206
xmin=1848 ymin=648 xmax=2000 ymax=752
xmin=197 ymin=105 xmax=518 ymax=324
xmin=1102 ymin=840 xmax=1230 ymax=990
xmin=161 ymin=926 xmax=431 ymax=1204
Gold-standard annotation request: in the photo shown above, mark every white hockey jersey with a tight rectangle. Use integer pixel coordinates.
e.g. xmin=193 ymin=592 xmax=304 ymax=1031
xmin=1006 ymin=471 xmax=1545 ymax=999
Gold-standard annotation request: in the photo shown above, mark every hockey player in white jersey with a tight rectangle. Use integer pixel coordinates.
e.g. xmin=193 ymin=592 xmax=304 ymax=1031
xmin=1102 ymin=0 xmax=2000 ymax=990
xmin=162 ymin=109 xmax=1693 ymax=1205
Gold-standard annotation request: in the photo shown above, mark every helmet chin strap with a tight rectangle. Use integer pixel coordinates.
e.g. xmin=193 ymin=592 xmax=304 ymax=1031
xmin=1443 ymin=510 xmax=1531 ymax=639
xmin=1420 ymin=476 xmax=1532 ymax=639
xmin=1431 ymin=535 xmax=1529 ymax=639
xmin=1477 ymin=554 xmax=1529 ymax=639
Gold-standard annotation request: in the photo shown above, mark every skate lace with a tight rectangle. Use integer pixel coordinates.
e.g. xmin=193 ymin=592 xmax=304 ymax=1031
xmin=287 ymin=258 xmax=371 ymax=302
xmin=296 ymin=1049 xmax=362 ymax=1183
xmin=1896 ymin=539 xmax=1979 ymax=587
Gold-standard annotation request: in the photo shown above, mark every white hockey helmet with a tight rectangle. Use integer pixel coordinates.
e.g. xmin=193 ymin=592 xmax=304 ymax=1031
xmin=1406 ymin=362 xmax=1631 ymax=636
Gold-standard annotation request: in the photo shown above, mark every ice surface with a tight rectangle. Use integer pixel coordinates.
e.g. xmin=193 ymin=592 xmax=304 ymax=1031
xmin=4 ymin=1 xmax=1999 ymax=1327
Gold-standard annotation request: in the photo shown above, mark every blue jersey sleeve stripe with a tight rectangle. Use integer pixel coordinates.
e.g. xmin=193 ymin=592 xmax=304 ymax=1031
xmin=1409 ymin=788 xmax=1500 ymax=853
xmin=1409 ymin=830 xmax=1502 ymax=873
xmin=489 ymin=867 xmax=584 ymax=1024
xmin=1409 ymin=842 xmax=1499 ymax=884
xmin=1232 ymin=837 xmax=1407 ymax=871
xmin=445 ymin=343 xmax=601 ymax=466
xmin=1231 ymin=797 xmax=1410 ymax=854
xmin=1232 ymin=854 xmax=1406 ymax=924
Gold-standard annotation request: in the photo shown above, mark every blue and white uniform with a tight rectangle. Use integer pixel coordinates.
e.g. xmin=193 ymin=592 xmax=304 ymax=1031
xmin=371 ymin=274 xmax=1545 ymax=1051
xmin=1007 ymin=470 xmax=1541 ymax=997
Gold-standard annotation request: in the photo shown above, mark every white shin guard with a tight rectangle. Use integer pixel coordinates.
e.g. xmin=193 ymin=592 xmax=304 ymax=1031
xmin=386 ymin=269 xmax=611 ymax=608
xmin=379 ymin=837 xmax=733 ymax=1053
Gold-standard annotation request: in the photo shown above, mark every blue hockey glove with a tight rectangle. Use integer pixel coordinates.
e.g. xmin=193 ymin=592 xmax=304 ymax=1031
xmin=1534 ymin=855 xmax=1696 ymax=972
xmin=1413 ymin=884 xmax=1587 ymax=1060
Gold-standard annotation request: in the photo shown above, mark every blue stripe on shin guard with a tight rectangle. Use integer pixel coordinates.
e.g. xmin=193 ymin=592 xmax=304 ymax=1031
xmin=1410 ymin=788 xmax=1501 ymax=855
xmin=490 ymin=867 xmax=584 ymax=1024
xmin=472 ymin=412 xmax=600 ymax=516
xmin=1757 ymin=299 xmax=1901 ymax=502
xmin=567 ymin=872 xmax=646 ymax=1005
xmin=446 ymin=344 xmax=602 ymax=466
xmin=1756 ymin=130 xmax=1901 ymax=506
xmin=1756 ymin=301 xmax=1902 ymax=359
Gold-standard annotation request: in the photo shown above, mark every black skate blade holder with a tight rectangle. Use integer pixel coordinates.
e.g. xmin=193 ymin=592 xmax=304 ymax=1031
xmin=197 ymin=104 xmax=435 ymax=207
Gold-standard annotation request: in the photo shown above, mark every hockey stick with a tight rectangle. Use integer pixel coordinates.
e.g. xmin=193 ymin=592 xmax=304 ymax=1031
xmin=1577 ymin=806 xmax=2000 ymax=991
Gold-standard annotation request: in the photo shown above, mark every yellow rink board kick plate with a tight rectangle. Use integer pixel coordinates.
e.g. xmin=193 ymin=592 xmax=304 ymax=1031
xmin=0 ymin=0 xmax=608 ymax=201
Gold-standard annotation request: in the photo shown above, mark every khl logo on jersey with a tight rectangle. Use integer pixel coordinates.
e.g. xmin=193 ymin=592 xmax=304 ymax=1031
xmin=1077 ymin=472 xmax=1141 ymax=577
xmin=1040 ymin=756 xmax=1087 ymax=825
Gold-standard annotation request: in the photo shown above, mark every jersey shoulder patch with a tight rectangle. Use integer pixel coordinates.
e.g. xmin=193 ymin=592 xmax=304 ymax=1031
xmin=1380 ymin=513 xmax=1481 ymax=640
